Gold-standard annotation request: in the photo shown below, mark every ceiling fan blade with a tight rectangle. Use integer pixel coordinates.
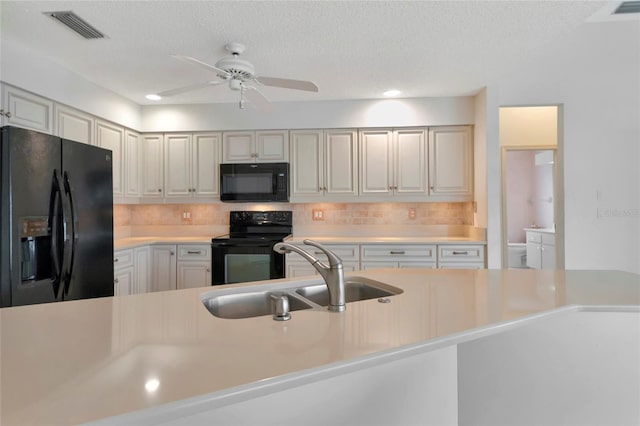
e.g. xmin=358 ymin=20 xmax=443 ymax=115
xmin=255 ymin=76 xmax=318 ymax=92
xmin=244 ymin=86 xmax=274 ymax=112
xmin=171 ymin=54 xmax=230 ymax=78
xmin=156 ymin=80 xmax=224 ymax=97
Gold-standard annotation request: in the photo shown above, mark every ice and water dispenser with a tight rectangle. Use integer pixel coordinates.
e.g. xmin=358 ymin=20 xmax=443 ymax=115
xmin=20 ymin=216 xmax=52 ymax=282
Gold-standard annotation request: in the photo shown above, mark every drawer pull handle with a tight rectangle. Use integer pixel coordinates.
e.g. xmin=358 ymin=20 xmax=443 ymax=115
xmin=314 ymin=251 xmax=325 ymax=255
xmin=187 ymin=250 xmax=202 ymax=254
xmin=452 ymin=251 xmax=469 ymax=255
xmin=390 ymin=251 xmax=405 ymax=255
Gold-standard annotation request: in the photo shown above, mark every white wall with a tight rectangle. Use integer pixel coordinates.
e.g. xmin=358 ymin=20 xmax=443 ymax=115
xmin=0 ymin=40 xmax=141 ymax=130
xmin=141 ymin=97 xmax=475 ymax=131
xmin=486 ymin=20 xmax=640 ymax=274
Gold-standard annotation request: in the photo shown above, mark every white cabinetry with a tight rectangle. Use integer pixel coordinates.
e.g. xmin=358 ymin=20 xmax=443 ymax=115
xmin=359 ymin=129 xmax=427 ymax=198
xmin=134 ymin=246 xmax=150 ymax=294
xmin=125 ymin=130 xmax=141 ymax=197
xmin=141 ymin=134 xmax=165 ymax=198
xmin=222 ymin=130 xmax=288 ymax=163
xmin=113 ymin=249 xmax=134 ymax=296
xmin=54 ymin=104 xmax=94 ymax=145
xmin=286 ymin=244 xmax=360 ymax=278
xmin=150 ymin=245 xmax=177 ymax=292
xmin=437 ymin=244 xmax=485 ymax=269
xmin=526 ymin=231 xmax=555 ymax=270
xmin=290 ymin=129 xmax=358 ymax=201
xmin=1 ymin=85 xmax=54 ymax=133
xmin=165 ymin=133 xmax=221 ymax=199
xmin=176 ymin=245 xmax=212 ymax=289
xmin=428 ymin=126 xmax=473 ymax=199
xmin=361 ymin=244 xmax=437 ymax=270
xmin=96 ymin=120 xmax=125 ymax=197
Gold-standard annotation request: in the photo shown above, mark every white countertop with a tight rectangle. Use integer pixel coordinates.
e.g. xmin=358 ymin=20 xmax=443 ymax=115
xmin=1 ymin=269 xmax=638 ymax=425
xmin=114 ymin=236 xmax=214 ymax=250
xmin=523 ymin=227 xmax=555 ymax=234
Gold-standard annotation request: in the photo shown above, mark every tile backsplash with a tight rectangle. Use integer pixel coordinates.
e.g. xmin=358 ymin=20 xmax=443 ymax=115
xmin=114 ymin=202 xmax=473 ymax=227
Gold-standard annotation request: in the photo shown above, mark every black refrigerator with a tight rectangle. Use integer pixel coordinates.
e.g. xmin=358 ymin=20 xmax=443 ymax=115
xmin=0 ymin=126 xmax=114 ymax=307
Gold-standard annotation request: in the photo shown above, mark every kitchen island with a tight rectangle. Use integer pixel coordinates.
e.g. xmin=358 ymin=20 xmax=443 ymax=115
xmin=1 ymin=269 xmax=638 ymax=425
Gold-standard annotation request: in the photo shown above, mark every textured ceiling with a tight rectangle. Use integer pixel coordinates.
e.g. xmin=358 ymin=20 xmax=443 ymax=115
xmin=0 ymin=1 xmax=612 ymax=106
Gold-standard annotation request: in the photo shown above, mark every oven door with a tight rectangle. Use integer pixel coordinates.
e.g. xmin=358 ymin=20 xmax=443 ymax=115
xmin=212 ymin=241 xmax=285 ymax=285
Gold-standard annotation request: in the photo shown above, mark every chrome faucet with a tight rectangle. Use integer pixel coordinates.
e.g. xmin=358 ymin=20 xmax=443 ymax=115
xmin=273 ymin=239 xmax=346 ymax=312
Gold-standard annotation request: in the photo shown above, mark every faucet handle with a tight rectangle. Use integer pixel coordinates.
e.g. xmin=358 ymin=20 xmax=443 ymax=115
xmin=302 ymin=239 xmax=343 ymax=268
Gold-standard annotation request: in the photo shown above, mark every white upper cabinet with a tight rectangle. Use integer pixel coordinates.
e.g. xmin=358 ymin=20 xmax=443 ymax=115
xmin=165 ymin=132 xmax=221 ymax=199
xmin=55 ymin=104 xmax=94 ymax=145
xmin=360 ymin=128 xmax=427 ymax=199
xmin=428 ymin=126 xmax=473 ymax=199
xmin=141 ymin=134 xmax=165 ymax=198
xmin=125 ymin=130 xmax=140 ymax=197
xmin=96 ymin=119 xmax=125 ymax=197
xmin=290 ymin=129 xmax=357 ymax=201
xmin=1 ymin=85 xmax=54 ymax=133
xmin=222 ymin=130 xmax=288 ymax=163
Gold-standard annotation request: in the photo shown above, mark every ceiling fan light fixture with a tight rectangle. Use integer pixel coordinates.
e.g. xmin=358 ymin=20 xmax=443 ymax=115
xmin=145 ymin=94 xmax=162 ymax=101
xmin=383 ymin=89 xmax=401 ymax=97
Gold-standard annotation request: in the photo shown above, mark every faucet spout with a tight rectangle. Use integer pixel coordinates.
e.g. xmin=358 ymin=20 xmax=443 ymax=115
xmin=273 ymin=240 xmax=346 ymax=312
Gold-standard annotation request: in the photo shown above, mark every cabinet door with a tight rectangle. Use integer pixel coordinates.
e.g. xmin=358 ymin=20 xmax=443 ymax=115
xmin=541 ymin=244 xmax=556 ymax=270
xmin=222 ymin=131 xmax=254 ymax=163
xmin=325 ymin=130 xmax=358 ymax=196
xmin=361 ymin=261 xmax=400 ymax=270
xmin=193 ymin=133 xmax=221 ymax=197
xmin=360 ymin=129 xmax=393 ymax=196
xmin=134 ymin=246 xmax=150 ymax=294
xmin=55 ymin=104 xmax=94 ymax=145
xmin=150 ymin=245 xmax=177 ymax=292
xmin=96 ymin=120 xmax=125 ymax=197
xmin=395 ymin=129 xmax=427 ymax=195
xmin=164 ymin=134 xmax=192 ymax=198
xmin=1 ymin=85 xmax=54 ymax=133
xmin=256 ymin=130 xmax=289 ymax=162
xmin=526 ymin=243 xmax=542 ymax=269
xmin=141 ymin=134 xmax=164 ymax=197
xmin=428 ymin=126 xmax=473 ymax=197
xmin=290 ymin=130 xmax=324 ymax=198
xmin=286 ymin=262 xmax=319 ymax=278
xmin=125 ymin=130 xmax=140 ymax=197
xmin=177 ymin=262 xmax=211 ymax=289
xmin=114 ymin=266 xmax=134 ymax=296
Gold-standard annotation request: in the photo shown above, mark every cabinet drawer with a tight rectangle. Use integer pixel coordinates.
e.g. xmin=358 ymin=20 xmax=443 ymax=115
xmin=361 ymin=244 xmax=437 ymax=261
xmin=438 ymin=245 xmax=485 ymax=263
xmin=177 ymin=245 xmax=211 ymax=261
xmin=526 ymin=232 xmax=542 ymax=243
xmin=438 ymin=262 xmax=485 ymax=270
xmin=288 ymin=244 xmax=359 ymax=262
xmin=114 ymin=248 xmax=134 ymax=269
xmin=541 ymin=233 xmax=555 ymax=245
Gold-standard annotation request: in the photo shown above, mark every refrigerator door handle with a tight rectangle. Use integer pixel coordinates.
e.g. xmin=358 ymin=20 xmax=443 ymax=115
xmin=59 ymin=172 xmax=74 ymax=294
xmin=49 ymin=170 xmax=64 ymax=299
xmin=62 ymin=171 xmax=79 ymax=295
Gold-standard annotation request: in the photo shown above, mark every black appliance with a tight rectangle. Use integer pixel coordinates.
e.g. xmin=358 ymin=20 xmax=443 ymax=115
xmin=1 ymin=126 xmax=114 ymax=307
xmin=212 ymin=211 xmax=292 ymax=285
xmin=220 ymin=162 xmax=289 ymax=202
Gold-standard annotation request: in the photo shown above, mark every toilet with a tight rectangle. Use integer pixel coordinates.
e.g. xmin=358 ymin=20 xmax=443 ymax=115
xmin=508 ymin=243 xmax=527 ymax=268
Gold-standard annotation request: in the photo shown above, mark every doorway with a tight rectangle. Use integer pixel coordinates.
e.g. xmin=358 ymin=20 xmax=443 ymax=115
xmin=499 ymin=106 xmax=564 ymax=269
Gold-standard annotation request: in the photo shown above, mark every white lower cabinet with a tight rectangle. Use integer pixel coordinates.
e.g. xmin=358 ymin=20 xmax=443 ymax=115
xmin=437 ymin=244 xmax=485 ymax=269
xmin=134 ymin=246 xmax=150 ymax=293
xmin=150 ymin=245 xmax=177 ymax=292
xmin=176 ymin=244 xmax=212 ymax=289
xmin=526 ymin=231 xmax=555 ymax=270
xmin=113 ymin=248 xmax=134 ymax=296
xmin=361 ymin=244 xmax=437 ymax=270
xmin=286 ymin=244 xmax=360 ymax=278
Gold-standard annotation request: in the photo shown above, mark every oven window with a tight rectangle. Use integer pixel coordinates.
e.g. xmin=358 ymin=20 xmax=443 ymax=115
xmin=224 ymin=254 xmax=271 ymax=283
xmin=222 ymin=173 xmax=272 ymax=194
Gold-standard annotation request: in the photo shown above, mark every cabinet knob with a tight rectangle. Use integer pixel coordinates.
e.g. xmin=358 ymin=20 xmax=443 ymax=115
xmin=170 ymin=251 xmax=175 ymax=255
xmin=206 ymin=268 xmax=210 ymax=272
xmin=158 ymin=188 xmax=162 ymax=192
xmin=114 ymin=258 xmax=119 ymax=262
xmin=0 ymin=109 xmax=11 ymax=118
xmin=114 ymin=278 xmax=119 ymax=284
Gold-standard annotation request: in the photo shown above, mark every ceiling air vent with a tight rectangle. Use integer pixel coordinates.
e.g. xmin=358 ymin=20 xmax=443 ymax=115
xmin=44 ymin=11 xmax=105 ymax=39
xmin=614 ymin=1 xmax=640 ymax=14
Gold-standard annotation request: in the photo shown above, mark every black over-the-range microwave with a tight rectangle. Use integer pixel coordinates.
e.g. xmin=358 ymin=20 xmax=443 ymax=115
xmin=220 ymin=162 xmax=289 ymax=202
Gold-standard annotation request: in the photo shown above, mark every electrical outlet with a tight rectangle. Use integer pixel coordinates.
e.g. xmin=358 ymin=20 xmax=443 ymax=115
xmin=182 ymin=211 xmax=192 ymax=223
xmin=408 ymin=208 xmax=416 ymax=220
xmin=312 ymin=209 xmax=325 ymax=221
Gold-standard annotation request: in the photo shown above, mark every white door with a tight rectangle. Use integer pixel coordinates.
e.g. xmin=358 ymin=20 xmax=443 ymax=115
xmin=55 ymin=104 xmax=94 ymax=145
xmin=177 ymin=262 xmax=212 ymax=289
xmin=222 ymin=131 xmax=255 ymax=163
xmin=150 ymin=245 xmax=177 ymax=292
xmin=114 ymin=267 xmax=134 ymax=296
xmin=360 ymin=129 xmax=393 ymax=196
xmin=256 ymin=130 xmax=289 ymax=162
xmin=290 ymin=130 xmax=324 ymax=198
xmin=134 ymin=246 xmax=150 ymax=294
xmin=141 ymin=134 xmax=164 ymax=197
xmin=325 ymin=130 xmax=358 ymax=197
xmin=96 ymin=120 xmax=125 ymax=197
xmin=125 ymin=130 xmax=140 ymax=197
xmin=164 ymin=134 xmax=192 ymax=198
xmin=428 ymin=126 xmax=473 ymax=197
xmin=193 ymin=133 xmax=221 ymax=197
xmin=395 ymin=129 xmax=427 ymax=195
xmin=1 ymin=85 xmax=54 ymax=133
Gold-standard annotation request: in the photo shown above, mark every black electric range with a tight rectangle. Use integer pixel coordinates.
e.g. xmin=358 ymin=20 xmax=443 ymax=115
xmin=211 ymin=211 xmax=292 ymax=285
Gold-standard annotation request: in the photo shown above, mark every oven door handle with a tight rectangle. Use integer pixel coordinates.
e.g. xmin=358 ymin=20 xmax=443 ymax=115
xmin=212 ymin=242 xmax=274 ymax=248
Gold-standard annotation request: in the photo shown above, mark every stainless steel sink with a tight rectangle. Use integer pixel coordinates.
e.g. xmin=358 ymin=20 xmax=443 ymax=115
xmin=201 ymin=276 xmax=403 ymax=319
xmin=295 ymin=277 xmax=403 ymax=306
xmin=202 ymin=291 xmax=314 ymax=319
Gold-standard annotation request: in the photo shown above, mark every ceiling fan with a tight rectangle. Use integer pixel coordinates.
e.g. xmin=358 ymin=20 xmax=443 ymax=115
xmin=151 ymin=42 xmax=319 ymax=111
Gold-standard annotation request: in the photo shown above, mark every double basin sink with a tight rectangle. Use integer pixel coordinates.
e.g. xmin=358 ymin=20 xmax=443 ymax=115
xmin=201 ymin=276 xmax=403 ymax=320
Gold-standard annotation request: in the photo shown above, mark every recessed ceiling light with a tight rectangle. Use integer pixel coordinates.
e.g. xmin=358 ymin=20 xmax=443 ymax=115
xmin=383 ymin=90 xmax=401 ymax=97
xmin=145 ymin=94 xmax=162 ymax=101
